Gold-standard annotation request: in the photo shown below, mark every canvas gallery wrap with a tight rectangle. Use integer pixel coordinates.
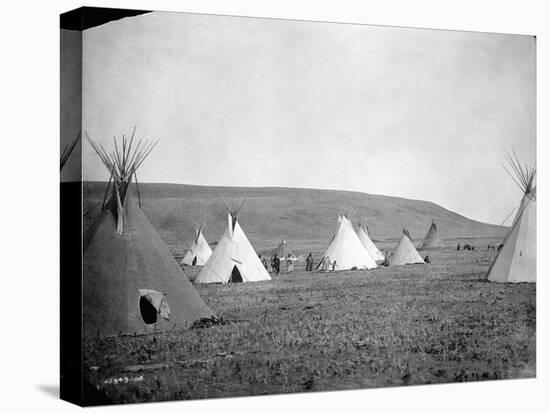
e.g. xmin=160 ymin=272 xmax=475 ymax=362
xmin=60 ymin=6 xmax=536 ymax=407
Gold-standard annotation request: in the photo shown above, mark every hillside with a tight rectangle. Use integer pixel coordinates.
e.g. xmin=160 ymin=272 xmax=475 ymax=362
xmin=83 ymin=182 xmax=506 ymax=254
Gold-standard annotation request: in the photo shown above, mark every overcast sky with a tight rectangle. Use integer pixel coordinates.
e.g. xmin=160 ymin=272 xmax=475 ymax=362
xmin=79 ymin=12 xmax=535 ymax=225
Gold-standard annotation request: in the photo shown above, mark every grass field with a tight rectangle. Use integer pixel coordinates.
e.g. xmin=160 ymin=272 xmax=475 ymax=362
xmin=83 ymin=237 xmax=535 ymax=404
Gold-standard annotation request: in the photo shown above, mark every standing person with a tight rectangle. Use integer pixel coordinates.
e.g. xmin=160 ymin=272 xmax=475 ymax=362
xmin=305 ymin=253 xmax=313 ymax=271
xmin=457 ymin=243 xmax=461 ymax=251
xmin=271 ymin=253 xmax=280 ymax=276
xmin=383 ymin=251 xmax=390 ymax=267
xmin=323 ymin=256 xmax=331 ymax=272
xmin=286 ymin=254 xmax=294 ymax=273
xmin=331 ymin=260 xmax=338 ymax=271
xmin=260 ymin=254 xmax=269 ymax=270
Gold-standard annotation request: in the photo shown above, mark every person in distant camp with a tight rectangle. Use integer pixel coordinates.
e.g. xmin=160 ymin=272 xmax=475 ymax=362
xmin=322 ymin=256 xmax=331 ymax=272
xmin=424 ymin=255 xmax=431 ymax=263
xmin=260 ymin=254 xmax=269 ymax=270
xmin=331 ymin=260 xmax=338 ymax=271
xmin=271 ymin=253 xmax=280 ymax=275
xmin=383 ymin=251 xmax=390 ymax=267
xmin=286 ymin=254 xmax=294 ymax=273
xmin=305 ymin=253 xmax=313 ymax=271
xmin=457 ymin=243 xmax=461 ymax=251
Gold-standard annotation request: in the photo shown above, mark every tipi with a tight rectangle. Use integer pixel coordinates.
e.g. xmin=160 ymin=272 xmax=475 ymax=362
xmin=271 ymin=239 xmax=296 ymax=259
xmin=195 ymin=199 xmax=272 ymax=283
xmin=418 ymin=219 xmax=444 ymax=250
xmin=84 ymin=131 xmax=213 ymax=336
xmin=356 ymin=217 xmax=384 ymax=262
xmin=390 ymin=228 xmax=425 ymax=266
xmin=318 ymin=210 xmax=378 ymax=271
xmin=181 ymin=221 xmax=212 ymax=266
xmin=486 ymin=152 xmax=536 ymax=283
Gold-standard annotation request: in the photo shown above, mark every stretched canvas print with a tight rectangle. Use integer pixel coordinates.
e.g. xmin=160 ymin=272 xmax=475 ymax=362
xmin=60 ymin=6 xmax=536 ymax=406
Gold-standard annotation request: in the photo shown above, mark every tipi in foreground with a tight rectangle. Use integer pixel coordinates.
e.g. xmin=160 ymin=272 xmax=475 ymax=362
xmin=195 ymin=200 xmax=272 ymax=284
xmin=390 ymin=228 xmax=425 ymax=266
xmin=84 ymin=131 xmax=213 ymax=336
xmin=318 ymin=211 xmax=377 ymax=271
xmin=418 ymin=219 xmax=444 ymax=250
xmin=356 ymin=217 xmax=384 ymax=262
xmin=487 ymin=153 xmax=536 ymax=283
xmin=181 ymin=221 xmax=212 ymax=266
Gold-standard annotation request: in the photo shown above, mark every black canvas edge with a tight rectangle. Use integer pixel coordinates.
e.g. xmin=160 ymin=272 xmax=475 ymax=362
xmin=60 ymin=6 xmax=151 ymax=31
xmin=59 ymin=20 xmax=83 ymax=406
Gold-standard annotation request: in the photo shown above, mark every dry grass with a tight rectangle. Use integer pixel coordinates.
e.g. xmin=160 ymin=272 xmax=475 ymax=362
xmin=83 ymin=239 xmax=535 ymax=404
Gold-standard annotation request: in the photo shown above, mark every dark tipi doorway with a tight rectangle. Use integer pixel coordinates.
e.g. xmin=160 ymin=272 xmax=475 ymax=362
xmin=139 ymin=296 xmax=158 ymax=324
xmin=230 ymin=265 xmax=243 ymax=283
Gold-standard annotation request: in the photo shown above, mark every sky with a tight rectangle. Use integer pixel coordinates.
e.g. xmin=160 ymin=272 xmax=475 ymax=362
xmin=75 ymin=11 xmax=535 ymax=225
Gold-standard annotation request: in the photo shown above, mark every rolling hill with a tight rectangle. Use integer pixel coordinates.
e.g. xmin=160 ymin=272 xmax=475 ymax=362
xmin=83 ymin=182 xmax=507 ymax=255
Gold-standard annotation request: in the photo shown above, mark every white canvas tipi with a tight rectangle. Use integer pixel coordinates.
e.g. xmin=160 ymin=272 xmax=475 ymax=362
xmin=195 ymin=200 xmax=272 ymax=284
xmin=487 ymin=153 xmax=536 ymax=283
xmin=318 ymin=212 xmax=377 ymax=271
xmin=181 ymin=222 xmax=212 ymax=266
xmin=356 ymin=217 xmax=384 ymax=262
xmin=390 ymin=228 xmax=425 ymax=266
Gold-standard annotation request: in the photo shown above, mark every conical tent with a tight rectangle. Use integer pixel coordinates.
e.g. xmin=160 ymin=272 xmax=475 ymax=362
xmin=84 ymin=131 xmax=213 ymax=336
xmin=356 ymin=217 xmax=384 ymax=262
xmin=418 ymin=220 xmax=444 ymax=250
xmin=318 ymin=214 xmax=378 ymax=270
xmin=390 ymin=228 xmax=425 ymax=266
xmin=271 ymin=240 xmax=296 ymax=259
xmin=487 ymin=153 xmax=536 ymax=283
xmin=195 ymin=201 xmax=272 ymax=284
xmin=181 ymin=222 xmax=212 ymax=266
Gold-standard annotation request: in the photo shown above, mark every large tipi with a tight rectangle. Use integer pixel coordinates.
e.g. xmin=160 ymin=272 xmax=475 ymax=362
xmin=318 ymin=210 xmax=378 ymax=271
xmin=356 ymin=217 xmax=384 ymax=262
xmin=181 ymin=221 xmax=212 ymax=266
xmin=390 ymin=228 xmax=425 ymax=266
xmin=418 ymin=219 xmax=444 ymax=250
xmin=195 ymin=200 xmax=272 ymax=284
xmin=486 ymin=153 xmax=536 ymax=283
xmin=83 ymin=131 xmax=213 ymax=336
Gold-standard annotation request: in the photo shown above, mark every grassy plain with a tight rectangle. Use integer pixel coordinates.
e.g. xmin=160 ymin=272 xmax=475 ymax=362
xmin=83 ymin=238 xmax=535 ymax=404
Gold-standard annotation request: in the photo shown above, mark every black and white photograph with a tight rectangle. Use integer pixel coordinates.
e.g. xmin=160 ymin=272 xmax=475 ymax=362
xmin=57 ymin=5 xmax=540 ymax=406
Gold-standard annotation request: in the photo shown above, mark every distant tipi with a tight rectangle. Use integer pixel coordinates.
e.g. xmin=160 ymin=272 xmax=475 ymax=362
xmin=486 ymin=152 xmax=536 ymax=283
xmin=195 ymin=199 xmax=272 ymax=283
xmin=83 ymin=130 xmax=213 ymax=336
xmin=181 ymin=221 xmax=212 ymax=266
xmin=418 ymin=219 xmax=444 ymax=250
xmin=271 ymin=240 xmax=295 ymax=259
xmin=318 ymin=209 xmax=378 ymax=270
xmin=356 ymin=217 xmax=384 ymax=262
xmin=390 ymin=228 xmax=425 ymax=266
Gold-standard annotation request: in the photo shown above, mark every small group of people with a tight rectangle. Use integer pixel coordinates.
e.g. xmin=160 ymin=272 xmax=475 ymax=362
xmin=259 ymin=253 xmax=295 ymax=275
xmin=319 ymin=256 xmax=338 ymax=272
xmin=457 ymin=242 xmax=474 ymax=251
